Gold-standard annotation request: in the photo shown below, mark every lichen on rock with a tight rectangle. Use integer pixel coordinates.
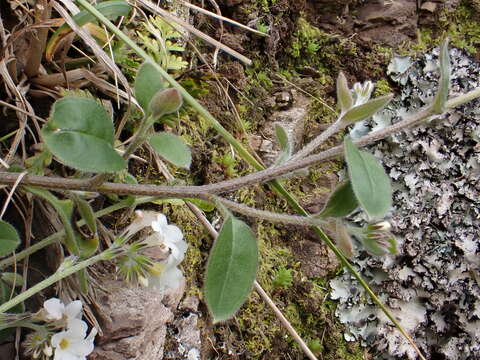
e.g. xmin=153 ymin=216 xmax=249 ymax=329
xmin=331 ymin=46 xmax=480 ymax=359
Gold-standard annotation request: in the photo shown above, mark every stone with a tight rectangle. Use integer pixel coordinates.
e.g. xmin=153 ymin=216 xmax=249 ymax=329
xmin=90 ymin=278 xmax=184 ymax=360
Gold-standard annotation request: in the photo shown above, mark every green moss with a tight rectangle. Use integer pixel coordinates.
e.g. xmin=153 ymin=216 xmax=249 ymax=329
xmin=396 ymin=1 xmax=480 ymax=56
xmin=440 ymin=1 xmax=480 ymax=53
xmin=287 ymin=18 xmax=358 ymax=73
xmin=374 ymin=79 xmax=393 ymax=97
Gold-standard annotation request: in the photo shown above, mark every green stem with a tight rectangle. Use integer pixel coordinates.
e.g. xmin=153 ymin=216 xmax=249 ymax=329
xmin=0 ymin=251 xmax=110 ymax=314
xmin=276 ymin=183 xmax=425 ymax=359
xmin=0 ymin=196 xmax=158 ymax=270
xmin=70 ymin=3 xmax=426 ymax=358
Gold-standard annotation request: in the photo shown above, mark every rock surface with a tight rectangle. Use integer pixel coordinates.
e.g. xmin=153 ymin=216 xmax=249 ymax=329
xmin=90 ymin=279 xmax=185 ymax=360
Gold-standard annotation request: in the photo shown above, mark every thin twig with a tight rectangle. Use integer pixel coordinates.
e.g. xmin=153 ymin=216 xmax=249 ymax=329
xmin=179 ymin=0 xmax=268 ymax=37
xmin=0 ymin=100 xmax=46 ymax=123
xmin=0 ymin=172 xmax=28 ymax=219
xmin=135 ymin=0 xmax=252 ymax=65
xmin=253 ymin=282 xmax=318 ymax=360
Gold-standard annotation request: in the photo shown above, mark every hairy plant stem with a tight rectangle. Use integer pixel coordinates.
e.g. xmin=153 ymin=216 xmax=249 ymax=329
xmin=289 ymin=119 xmax=344 ymax=161
xmin=1 ymin=90 xmax=477 ymax=198
xmin=0 ymin=196 xmax=158 ymax=270
xmin=213 ymin=196 xmax=328 ymax=227
xmin=0 ymin=250 xmax=113 ymax=314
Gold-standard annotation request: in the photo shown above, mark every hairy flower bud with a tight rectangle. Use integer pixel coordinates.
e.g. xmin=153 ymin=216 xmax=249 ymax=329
xmin=148 ymin=88 xmax=183 ymax=119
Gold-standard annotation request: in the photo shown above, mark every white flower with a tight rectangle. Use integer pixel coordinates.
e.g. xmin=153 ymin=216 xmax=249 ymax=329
xmin=120 ymin=210 xmax=157 ymax=240
xmin=150 ymin=214 xmax=187 ymax=262
xmin=43 ymin=298 xmax=82 ymax=322
xmin=51 ymin=319 xmax=97 ymax=360
xmin=148 ymin=259 xmax=184 ymax=291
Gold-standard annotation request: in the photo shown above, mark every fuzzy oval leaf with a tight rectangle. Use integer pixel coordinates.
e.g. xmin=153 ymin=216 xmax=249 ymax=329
xmin=341 ymin=94 xmax=393 ymax=124
xmin=337 ymin=72 xmax=353 ymax=112
xmin=42 ymin=97 xmax=125 ymax=172
xmin=432 ymin=38 xmax=451 ymax=114
xmin=0 ymin=221 xmax=20 ymax=256
xmin=274 ymin=123 xmax=290 ymax=154
xmin=0 ymin=273 xmax=24 ymax=288
xmin=344 ymin=137 xmax=392 ymax=219
xmin=24 ymin=186 xmax=79 ymax=255
xmin=74 ymin=197 xmax=97 ymax=235
xmin=135 ymin=63 xmax=166 ymax=112
xmin=316 ymin=180 xmax=358 ymax=218
xmin=149 ymin=132 xmax=191 ymax=169
xmin=273 ymin=123 xmax=292 ymax=166
xmin=205 ymin=216 xmax=258 ymax=323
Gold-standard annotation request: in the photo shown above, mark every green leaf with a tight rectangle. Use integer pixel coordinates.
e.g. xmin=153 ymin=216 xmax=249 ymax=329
xmin=344 ymin=137 xmax=392 ymax=219
xmin=274 ymin=123 xmax=290 ymax=153
xmin=184 ymin=198 xmax=216 ymax=212
xmin=273 ymin=124 xmax=292 ymax=166
xmin=432 ymin=38 xmax=451 ymax=114
xmin=0 ymin=273 xmax=24 ymax=288
xmin=77 ymin=268 xmax=89 ymax=295
xmin=42 ymin=97 xmax=125 ymax=172
xmin=0 ymin=221 xmax=20 ymax=256
xmin=205 ymin=216 xmax=258 ymax=322
xmin=149 ymin=132 xmax=191 ymax=169
xmin=0 ymin=280 xmax=24 ymax=340
xmin=73 ymin=196 xmax=97 ymax=235
xmin=24 ymin=186 xmax=79 ymax=255
xmin=341 ymin=94 xmax=393 ymax=124
xmin=135 ymin=62 xmax=166 ymax=112
xmin=316 ymin=181 xmax=358 ymax=218
xmin=77 ymin=232 xmax=99 ymax=258
xmin=336 ymin=72 xmax=353 ymax=112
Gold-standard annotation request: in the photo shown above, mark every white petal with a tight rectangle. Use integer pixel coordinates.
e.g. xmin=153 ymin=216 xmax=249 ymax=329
xmin=65 ymin=300 xmax=82 ymax=320
xmin=44 ymin=298 xmax=65 ymax=320
xmin=51 ymin=330 xmax=67 ymax=347
xmin=122 ymin=211 xmax=158 ymax=238
xmin=164 ymin=225 xmax=183 ymax=244
xmin=66 ymin=319 xmax=88 ymax=339
xmin=151 ymin=214 xmax=167 ymax=232
xmin=54 ymin=348 xmax=79 ymax=360
xmin=67 ymin=339 xmax=94 ymax=357
xmin=162 ymin=267 xmax=184 ymax=290
xmin=167 ymin=240 xmax=188 ymax=264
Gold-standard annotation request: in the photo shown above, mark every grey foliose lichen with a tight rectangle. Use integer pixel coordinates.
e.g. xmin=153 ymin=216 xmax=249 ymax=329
xmin=331 ymin=47 xmax=480 ymax=359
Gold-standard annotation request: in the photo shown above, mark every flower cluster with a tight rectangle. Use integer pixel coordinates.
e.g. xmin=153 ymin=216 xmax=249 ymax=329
xmin=25 ymin=298 xmax=96 ymax=360
xmin=118 ymin=210 xmax=188 ymax=291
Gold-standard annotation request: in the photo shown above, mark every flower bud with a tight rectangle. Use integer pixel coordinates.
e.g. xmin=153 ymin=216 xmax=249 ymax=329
xmin=370 ymin=221 xmax=391 ymax=232
xmin=43 ymin=345 xmax=53 ymax=357
xmin=148 ymin=88 xmax=183 ymax=119
xmin=335 ymin=220 xmax=354 ymax=258
xmin=138 ymin=276 xmax=149 ymax=287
